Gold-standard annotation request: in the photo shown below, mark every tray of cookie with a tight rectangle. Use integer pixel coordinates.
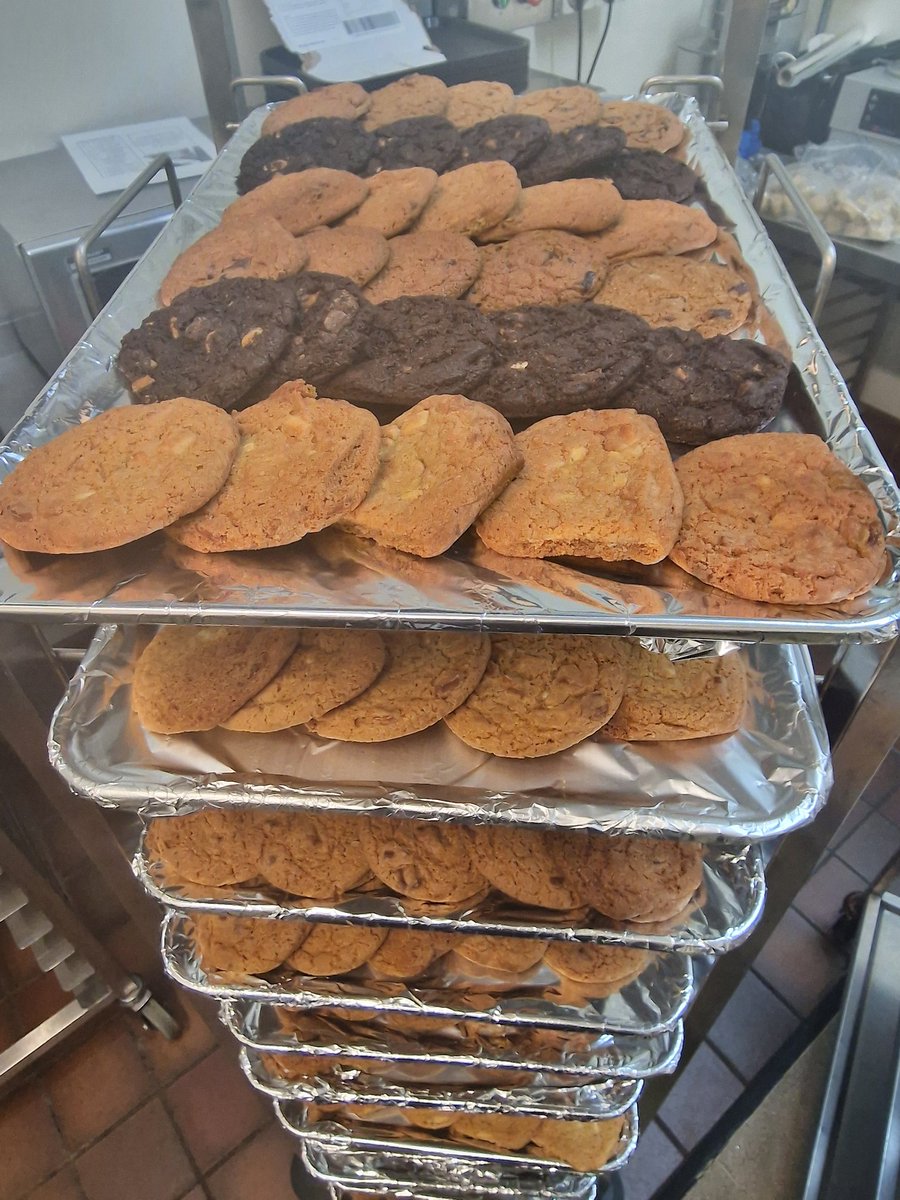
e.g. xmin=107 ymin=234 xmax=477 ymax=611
xmin=0 ymin=90 xmax=897 ymax=642
xmin=50 ymin=624 xmax=831 ymax=841
xmin=275 ymin=1098 xmax=639 ymax=1178
xmin=239 ymin=1046 xmax=643 ymax=1119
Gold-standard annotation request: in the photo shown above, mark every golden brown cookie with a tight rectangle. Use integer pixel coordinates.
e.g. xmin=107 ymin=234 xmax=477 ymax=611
xmin=455 ymin=934 xmax=548 ymax=974
xmin=144 ymin=808 xmax=264 ymax=885
xmin=671 ymin=433 xmax=886 ymax=604
xmin=0 ymin=399 xmax=239 ymax=555
xmin=585 ymin=199 xmax=717 ymax=261
xmin=168 ymin=384 xmax=380 ymax=552
xmin=445 ymin=633 xmax=626 ymax=758
xmin=191 ymin=912 xmax=305 ymax=975
xmin=259 ymin=811 xmax=371 ymax=898
xmin=221 ymin=168 xmax=368 ymax=235
xmin=452 ymin=1112 xmax=542 ymax=1151
xmin=399 ymin=1107 xmax=459 ymax=1130
xmin=339 ymin=167 xmax=438 ymax=236
xmin=476 ymin=410 xmax=682 ymax=565
xmin=415 ymin=161 xmax=521 ymax=237
xmin=362 ymin=231 xmax=481 ymax=302
xmin=361 ymin=817 xmax=486 ymax=903
xmin=467 ymin=826 xmax=585 ymax=910
xmin=368 ymin=929 xmax=452 ymax=979
xmin=544 ymin=941 xmax=649 ymax=984
xmin=571 ymin=835 xmax=704 ymax=921
xmin=596 ymin=256 xmax=752 ymax=337
xmin=467 ymin=230 xmax=604 ymax=310
xmin=337 ymin=394 xmax=522 ymax=557
xmin=596 ymin=99 xmax=684 ymax=152
xmin=261 ymin=83 xmax=372 ymax=135
xmin=286 ymin=923 xmax=387 ymax=976
xmin=295 ymin=227 xmax=390 ymax=286
xmin=362 ymin=74 xmax=448 ymax=130
xmin=602 ymin=645 xmax=747 ymax=740
xmin=306 ymin=630 xmax=490 ymax=742
xmin=158 ymin=217 xmax=307 ymax=306
xmin=479 ymin=179 xmax=623 ymax=241
xmin=531 ymin=1115 xmax=625 ymax=1171
xmin=222 ymin=629 xmax=387 ymax=732
xmin=132 ymin=626 xmax=298 ymax=734
xmin=445 ymin=81 xmax=515 ymax=128
xmin=514 ymin=85 xmax=603 ymax=132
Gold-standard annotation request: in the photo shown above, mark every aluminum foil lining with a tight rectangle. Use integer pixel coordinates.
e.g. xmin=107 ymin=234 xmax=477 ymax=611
xmin=276 ymin=1099 xmax=639 ymax=1179
xmin=50 ymin=625 xmax=831 ymax=841
xmin=240 ymin=1046 xmax=642 ymax=1119
xmin=0 ymin=99 xmax=897 ymax=642
xmin=219 ymin=997 xmax=685 ymax=1079
xmin=149 ymin=841 xmax=765 ymax=954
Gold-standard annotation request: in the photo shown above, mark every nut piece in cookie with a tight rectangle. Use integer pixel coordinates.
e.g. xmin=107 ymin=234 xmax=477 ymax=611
xmin=338 ymin=394 xmax=522 ymax=557
xmin=514 ymin=85 xmax=603 ymax=132
xmin=133 ymin=625 xmax=298 ymax=733
xmin=118 ymin=277 xmax=297 ymax=409
xmin=222 ymin=629 xmax=386 ymax=732
xmin=361 ymin=817 xmax=486 ymax=903
xmin=596 ymin=255 xmax=753 ymax=337
xmin=0 ymin=399 xmax=239 ymax=555
xmin=363 ymin=231 xmax=481 ymax=303
xmin=467 ymin=230 xmax=604 ymax=310
xmin=601 ymin=644 xmax=747 ymax=741
xmin=362 ymin=73 xmax=449 ymax=130
xmin=259 ymin=811 xmax=370 ymax=898
xmin=261 ymin=82 xmax=371 ymax=135
xmin=366 ymin=115 xmax=461 ymax=175
xmin=144 ymin=808 xmax=264 ymax=886
xmin=192 ymin=913 xmax=306 ymax=975
xmin=596 ymin=99 xmax=684 ymax=151
xmin=445 ymin=81 xmax=515 ymax=128
xmin=455 ymin=114 xmax=551 ymax=170
xmin=415 ymin=161 xmax=521 ymax=237
xmin=236 ymin=119 xmax=375 ymax=193
xmin=222 ymin=168 xmax=368 ymax=235
xmin=168 ymin=383 xmax=380 ymax=552
xmin=158 ymin=216 xmax=307 ymax=306
xmin=670 ymin=432 xmax=887 ymax=604
xmin=295 ymin=227 xmax=390 ymax=287
xmin=477 ymin=410 xmax=683 ymax=564
xmin=479 ymin=178 xmax=623 ymax=241
xmin=339 ymin=166 xmax=437 ymax=237
xmin=286 ymin=923 xmax=387 ymax=976
xmin=306 ymin=629 xmax=490 ymax=742
xmin=445 ymin=633 xmax=626 ymax=758
xmin=586 ymin=199 xmax=716 ymax=261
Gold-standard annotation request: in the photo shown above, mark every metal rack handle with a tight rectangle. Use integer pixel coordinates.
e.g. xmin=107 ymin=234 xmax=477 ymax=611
xmin=753 ymin=152 xmax=836 ymax=325
xmin=640 ymin=74 xmax=728 ymax=131
xmin=73 ymin=154 xmax=182 ymax=319
xmin=227 ymin=75 xmax=307 ymax=133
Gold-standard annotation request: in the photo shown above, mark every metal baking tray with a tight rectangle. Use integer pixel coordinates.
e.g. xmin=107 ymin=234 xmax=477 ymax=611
xmin=220 ymin=997 xmax=685 ymax=1078
xmin=149 ymin=841 xmax=765 ymax=954
xmin=276 ymin=1099 xmax=639 ymax=1178
xmin=240 ymin=1046 xmax=642 ymax=1119
xmin=0 ymin=99 xmax=897 ymax=642
xmin=50 ymin=625 xmax=831 ymax=841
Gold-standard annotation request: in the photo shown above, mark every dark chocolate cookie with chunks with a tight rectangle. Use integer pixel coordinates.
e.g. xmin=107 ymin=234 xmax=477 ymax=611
xmin=518 ymin=124 xmax=626 ymax=187
xmin=117 ymin=277 xmax=297 ymax=410
xmin=236 ymin=118 xmax=375 ymax=192
xmin=455 ymin=114 xmax=551 ymax=171
xmin=328 ymin=295 xmax=500 ymax=406
xmin=594 ymin=147 xmax=698 ymax=203
xmin=366 ymin=116 xmax=462 ymax=176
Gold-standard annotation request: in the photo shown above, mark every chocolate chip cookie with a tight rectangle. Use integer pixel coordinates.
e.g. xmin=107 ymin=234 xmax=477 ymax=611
xmin=595 ymin=147 xmax=698 ymax=202
xmin=362 ymin=817 xmax=486 ymax=903
xmin=467 ymin=230 xmax=603 ymax=311
xmin=362 ymin=231 xmax=481 ymax=303
xmin=367 ymin=116 xmax=461 ymax=175
xmin=362 ymin=73 xmax=449 ymax=130
xmin=518 ymin=124 xmax=626 ymax=187
xmin=455 ymin=114 xmax=551 ymax=170
xmin=267 ymin=272 xmax=378 ymax=388
xmin=261 ymin=82 xmax=372 ymax=135
xmin=295 ymin=227 xmax=390 ymax=287
xmin=339 ymin=166 xmax=437 ymax=236
xmin=236 ymin=119 xmax=375 ymax=192
xmin=514 ymin=84 xmax=603 ymax=133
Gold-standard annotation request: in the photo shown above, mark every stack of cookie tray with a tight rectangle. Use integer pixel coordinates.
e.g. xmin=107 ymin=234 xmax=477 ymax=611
xmin=0 ymin=87 xmax=897 ymax=1199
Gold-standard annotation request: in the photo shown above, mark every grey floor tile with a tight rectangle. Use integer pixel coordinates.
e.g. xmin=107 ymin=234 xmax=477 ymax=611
xmin=835 ymin=808 xmax=900 ymax=882
xmin=877 ymin=780 xmax=900 ymax=829
xmin=707 ymin=970 xmax=800 ymax=1082
xmin=826 ymin=800 xmax=872 ymax=851
xmin=656 ymin=1043 xmax=745 ymax=1153
xmin=621 ymin=1120 xmax=684 ymax=1200
xmin=793 ymin=854 xmax=868 ymax=934
xmin=860 ymin=748 xmax=900 ymax=810
xmin=753 ymin=908 xmax=845 ymax=1016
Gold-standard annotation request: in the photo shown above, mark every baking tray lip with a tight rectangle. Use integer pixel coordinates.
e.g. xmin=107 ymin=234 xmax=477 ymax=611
xmin=49 ymin=625 xmax=833 ymax=843
xmin=0 ymin=99 xmax=898 ymax=643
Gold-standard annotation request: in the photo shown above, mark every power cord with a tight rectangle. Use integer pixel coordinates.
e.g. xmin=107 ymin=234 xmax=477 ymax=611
xmin=585 ymin=0 xmax=615 ymax=86
xmin=575 ymin=0 xmax=585 ymax=82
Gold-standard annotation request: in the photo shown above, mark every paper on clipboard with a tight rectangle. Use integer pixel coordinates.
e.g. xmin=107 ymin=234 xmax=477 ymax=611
xmin=61 ymin=118 xmax=215 ymax=196
xmin=263 ymin=0 xmax=445 ymax=82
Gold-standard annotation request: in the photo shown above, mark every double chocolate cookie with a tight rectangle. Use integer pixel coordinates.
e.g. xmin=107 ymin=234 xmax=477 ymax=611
xmin=455 ymin=115 xmax=551 ymax=171
xmin=594 ymin=147 xmax=698 ymax=203
xmin=518 ymin=124 xmax=626 ymax=187
xmin=236 ymin=118 xmax=375 ymax=192
xmin=367 ymin=116 xmax=461 ymax=175
xmin=118 ymin=278 xmax=297 ymax=409
xmin=612 ymin=327 xmax=790 ymax=444
xmin=329 ymin=295 xmax=500 ymax=405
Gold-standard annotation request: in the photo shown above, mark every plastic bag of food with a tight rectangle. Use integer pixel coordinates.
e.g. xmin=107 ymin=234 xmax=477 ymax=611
xmin=761 ymin=139 xmax=900 ymax=242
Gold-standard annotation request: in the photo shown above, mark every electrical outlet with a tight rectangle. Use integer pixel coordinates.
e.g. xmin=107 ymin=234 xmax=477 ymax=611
xmin=466 ymin=0 xmax=558 ymax=30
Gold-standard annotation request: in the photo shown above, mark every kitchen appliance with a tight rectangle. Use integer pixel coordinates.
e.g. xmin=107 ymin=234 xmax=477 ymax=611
xmin=828 ymin=63 xmax=900 ymax=148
